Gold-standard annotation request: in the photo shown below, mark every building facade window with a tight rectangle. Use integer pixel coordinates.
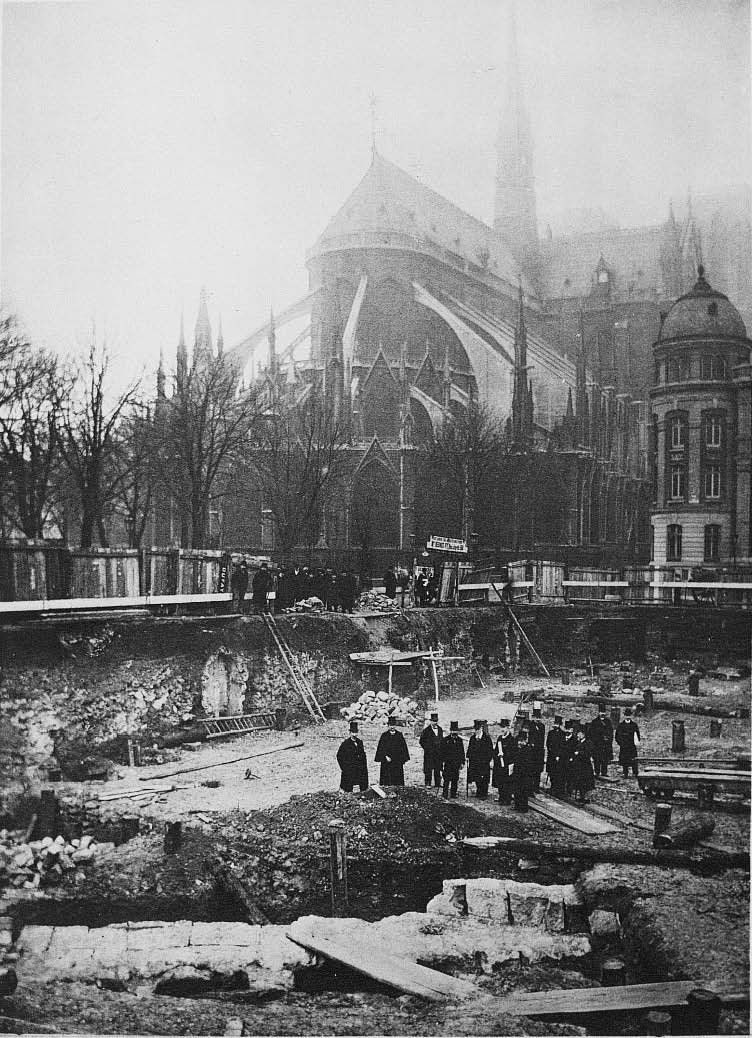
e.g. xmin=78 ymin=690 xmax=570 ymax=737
xmin=705 ymin=414 xmax=723 ymax=447
xmin=700 ymin=354 xmax=727 ymax=380
xmin=670 ymin=464 xmax=685 ymax=499
xmin=704 ymin=524 xmax=721 ymax=562
xmin=666 ymin=356 xmax=688 ymax=382
xmin=704 ymin=464 xmax=723 ymax=499
xmin=670 ymin=415 xmax=685 ymax=448
xmin=667 ymin=524 xmax=682 ymax=561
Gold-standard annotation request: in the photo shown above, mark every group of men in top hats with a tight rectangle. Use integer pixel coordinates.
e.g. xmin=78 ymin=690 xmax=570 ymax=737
xmin=335 ymin=701 xmax=642 ymax=807
xmin=336 ymin=716 xmax=411 ymax=792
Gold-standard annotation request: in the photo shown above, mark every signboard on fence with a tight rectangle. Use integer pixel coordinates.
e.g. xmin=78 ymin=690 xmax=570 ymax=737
xmin=427 ymin=536 xmax=468 ymax=554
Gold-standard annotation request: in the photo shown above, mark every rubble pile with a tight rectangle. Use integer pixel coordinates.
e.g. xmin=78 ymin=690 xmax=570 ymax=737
xmin=0 ymin=831 xmax=114 ymax=889
xmin=284 ymin=596 xmax=324 ymax=613
xmin=340 ymin=689 xmax=419 ymax=725
xmin=356 ymin=590 xmax=400 ymax=613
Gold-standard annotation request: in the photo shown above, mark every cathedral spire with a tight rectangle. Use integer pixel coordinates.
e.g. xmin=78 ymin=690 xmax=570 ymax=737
xmin=216 ymin=314 xmax=224 ymax=357
xmin=268 ymin=306 xmax=277 ymax=377
xmin=575 ymin=310 xmax=588 ymax=448
xmin=194 ymin=286 xmax=213 ymax=361
xmin=493 ymin=2 xmax=539 ymax=279
xmin=176 ymin=312 xmax=187 ymax=386
xmin=512 ymin=278 xmax=531 ymax=449
xmin=157 ymin=347 xmax=166 ymax=399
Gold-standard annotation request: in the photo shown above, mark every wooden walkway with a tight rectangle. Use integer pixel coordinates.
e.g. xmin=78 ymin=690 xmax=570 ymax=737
xmin=528 ymin=794 xmax=621 ymax=835
xmin=494 ymin=980 xmax=746 ymax=1017
xmin=287 ymin=922 xmax=478 ymax=1002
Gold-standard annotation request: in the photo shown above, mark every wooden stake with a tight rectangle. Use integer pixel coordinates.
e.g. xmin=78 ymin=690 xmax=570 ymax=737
xmin=643 ymin=1010 xmax=671 ymax=1035
xmin=653 ymin=802 xmax=672 ymax=844
xmin=709 ymin=719 xmax=722 ymax=738
xmin=164 ymin=821 xmax=182 ymax=855
xmin=671 ymin=719 xmax=686 ymax=754
xmin=329 ymin=819 xmax=349 ymax=917
xmin=139 ymin=739 xmax=303 ymax=780
xmin=653 ymin=818 xmax=715 ymax=850
xmin=672 ymin=988 xmax=722 ymax=1036
xmin=601 ymin=959 xmax=626 ymax=985
xmin=127 ymin=739 xmax=135 ymax=768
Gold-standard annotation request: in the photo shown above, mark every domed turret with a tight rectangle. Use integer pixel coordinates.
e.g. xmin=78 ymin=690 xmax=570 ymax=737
xmin=658 ymin=266 xmax=748 ymax=343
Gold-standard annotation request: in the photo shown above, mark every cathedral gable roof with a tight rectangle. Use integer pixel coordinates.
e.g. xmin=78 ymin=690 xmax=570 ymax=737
xmin=311 ymin=152 xmax=534 ymax=295
xmin=539 ymin=225 xmax=667 ymax=300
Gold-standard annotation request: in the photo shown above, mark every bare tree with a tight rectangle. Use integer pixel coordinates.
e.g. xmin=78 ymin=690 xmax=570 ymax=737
xmin=0 ymin=347 xmax=61 ymax=539
xmin=158 ymin=356 xmax=260 ymax=548
xmin=0 ymin=311 xmax=33 ymax=409
xmin=110 ymin=398 xmax=159 ymax=548
xmin=424 ymin=403 xmax=506 ymax=543
xmin=55 ymin=346 xmax=139 ymax=548
xmin=248 ymin=393 xmax=349 ymax=554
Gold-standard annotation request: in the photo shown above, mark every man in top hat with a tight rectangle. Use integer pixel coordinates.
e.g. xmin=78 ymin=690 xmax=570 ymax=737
xmin=529 ymin=702 xmax=546 ymax=790
xmin=563 ymin=719 xmax=576 ymax=795
xmin=375 ymin=716 xmax=410 ymax=785
xmin=440 ymin=721 xmax=465 ymax=798
xmin=546 ymin=715 xmax=567 ymax=798
xmin=615 ymin=707 xmax=641 ymax=778
xmin=336 ymin=721 xmax=369 ymax=792
xmin=510 ymin=726 xmax=538 ymax=812
xmin=492 ymin=718 xmax=517 ymax=805
xmin=466 ymin=720 xmax=494 ymax=799
xmin=419 ymin=712 xmax=443 ymax=789
xmin=587 ymin=704 xmax=614 ymax=778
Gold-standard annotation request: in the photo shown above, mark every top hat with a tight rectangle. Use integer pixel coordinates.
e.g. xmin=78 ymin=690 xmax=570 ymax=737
xmin=565 ymin=719 xmax=574 ymax=729
xmin=499 ymin=718 xmax=510 ymax=728
xmin=450 ymin=720 xmax=459 ymax=732
xmin=473 ymin=719 xmax=482 ymax=729
xmin=430 ymin=712 xmax=439 ymax=722
xmin=625 ymin=706 xmax=632 ymax=716
xmin=387 ymin=715 xmax=398 ymax=725
xmin=518 ymin=709 xmax=530 ymax=719
xmin=598 ymin=703 xmax=606 ymax=713
xmin=349 ymin=720 xmax=359 ymax=733
xmin=554 ymin=714 xmax=563 ymax=725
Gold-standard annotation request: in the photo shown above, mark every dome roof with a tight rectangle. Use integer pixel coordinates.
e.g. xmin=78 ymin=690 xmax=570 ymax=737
xmin=659 ymin=266 xmax=747 ymax=342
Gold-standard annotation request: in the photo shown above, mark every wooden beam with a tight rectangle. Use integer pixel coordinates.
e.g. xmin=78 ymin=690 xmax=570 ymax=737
xmin=528 ymin=795 xmax=620 ymax=836
xmin=287 ymin=923 xmax=477 ymax=1001
xmin=493 ymin=981 xmax=746 ymax=1018
xmin=139 ymin=740 xmax=304 ymax=780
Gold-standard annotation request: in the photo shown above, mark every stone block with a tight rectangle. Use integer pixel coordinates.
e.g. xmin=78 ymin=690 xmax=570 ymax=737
xmin=588 ymin=909 xmax=621 ymax=940
xmin=47 ymin=948 xmax=95 ymax=976
xmin=425 ymin=879 xmax=466 ymax=917
xmin=88 ymin=929 xmax=129 ymax=969
xmin=465 ymin=878 xmax=507 ymax=921
xmin=45 ymin=927 xmax=91 ymax=957
xmin=16 ymin=926 xmax=54 ymax=960
xmin=505 ymin=881 xmax=548 ymax=927
xmin=127 ymin=925 xmax=171 ymax=953
xmin=544 ymin=899 xmax=566 ymax=932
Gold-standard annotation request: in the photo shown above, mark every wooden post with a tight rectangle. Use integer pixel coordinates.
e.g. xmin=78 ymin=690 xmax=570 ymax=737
xmin=561 ymin=669 xmax=570 ymax=685
xmin=119 ymin=816 xmax=140 ymax=844
xmin=671 ymin=719 xmax=685 ymax=753
xmin=610 ymin=706 xmax=621 ymax=728
xmin=329 ymin=819 xmax=349 ymax=917
xmin=672 ymin=988 xmax=721 ymax=1036
xmin=697 ymin=783 xmax=715 ymax=811
xmin=600 ymin=959 xmax=626 ymax=985
xmin=709 ymin=719 xmax=722 ymax=738
xmin=429 ymin=651 xmax=439 ymax=707
xmin=387 ymin=663 xmax=393 ymax=697
xmin=164 ymin=821 xmax=182 ymax=855
xmin=653 ymin=802 xmax=672 ymax=844
xmin=643 ymin=1010 xmax=671 ymax=1035
xmin=654 ymin=818 xmax=715 ymax=849
xmin=642 ymin=689 xmax=654 ymax=713
xmin=132 ymin=742 xmax=142 ymax=767
xmin=127 ymin=739 xmax=136 ymax=768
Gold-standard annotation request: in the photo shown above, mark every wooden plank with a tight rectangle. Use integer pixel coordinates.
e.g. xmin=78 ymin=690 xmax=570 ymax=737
xmin=287 ymin=923 xmax=477 ymax=1001
xmin=494 ymin=981 xmax=742 ymax=1018
xmin=140 ymin=740 xmax=304 ymax=780
xmin=528 ymin=794 xmax=620 ymax=835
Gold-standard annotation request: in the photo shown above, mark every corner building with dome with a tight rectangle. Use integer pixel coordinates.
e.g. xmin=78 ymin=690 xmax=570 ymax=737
xmin=650 ymin=267 xmax=752 ymax=568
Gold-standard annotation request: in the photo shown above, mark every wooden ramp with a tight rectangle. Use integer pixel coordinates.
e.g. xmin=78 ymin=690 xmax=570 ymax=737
xmin=528 ymin=794 xmax=621 ymax=835
xmin=287 ymin=923 xmax=477 ymax=1002
xmin=494 ymin=981 xmax=745 ymax=1018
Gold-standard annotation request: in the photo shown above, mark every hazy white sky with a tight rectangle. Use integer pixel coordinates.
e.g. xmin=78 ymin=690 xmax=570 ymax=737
xmin=2 ymin=0 xmax=750 ymax=383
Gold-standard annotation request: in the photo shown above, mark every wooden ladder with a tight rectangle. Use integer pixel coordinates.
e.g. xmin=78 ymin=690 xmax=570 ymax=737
xmin=263 ymin=614 xmax=326 ymax=723
xmin=200 ymin=713 xmax=276 ymax=739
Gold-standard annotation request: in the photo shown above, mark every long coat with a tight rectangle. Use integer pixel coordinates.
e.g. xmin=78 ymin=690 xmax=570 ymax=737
xmin=251 ymin=568 xmax=271 ymax=607
xmin=492 ymin=733 xmax=517 ymax=788
xmin=375 ymin=729 xmax=410 ymax=785
xmin=615 ymin=719 xmax=641 ymax=763
xmin=587 ymin=715 xmax=614 ymax=762
xmin=529 ymin=719 xmax=546 ymax=771
xmin=568 ymin=737 xmax=596 ymax=794
xmin=336 ymin=736 xmax=369 ymax=791
xmin=419 ymin=724 xmax=444 ymax=770
xmin=466 ymin=731 xmax=494 ymax=784
xmin=440 ymin=733 xmax=465 ymax=770
xmin=512 ymin=742 xmax=538 ymax=796
xmin=546 ymin=726 xmax=568 ymax=787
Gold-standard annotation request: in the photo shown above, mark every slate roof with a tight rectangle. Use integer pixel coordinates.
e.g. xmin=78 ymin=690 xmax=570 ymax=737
xmin=658 ymin=268 xmax=748 ymax=343
xmin=310 ymin=151 xmax=535 ymax=295
xmin=539 ymin=224 xmax=667 ymax=301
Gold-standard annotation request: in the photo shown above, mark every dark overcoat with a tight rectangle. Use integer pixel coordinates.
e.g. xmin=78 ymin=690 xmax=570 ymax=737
xmin=512 ymin=742 xmax=538 ymax=796
xmin=375 ymin=730 xmax=410 ymax=785
xmin=568 ymin=737 xmax=596 ymax=794
xmin=615 ymin=719 xmax=640 ymax=763
xmin=492 ymin=733 xmax=517 ymax=788
xmin=419 ymin=724 xmax=444 ymax=769
xmin=336 ymin=736 xmax=369 ymax=791
xmin=440 ymin=733 xmax=465 ymax=770
xmin=466 ymin=732 xmax=494 ymax=784
xmin=587 ymin=715 xmax=614 ymax=762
